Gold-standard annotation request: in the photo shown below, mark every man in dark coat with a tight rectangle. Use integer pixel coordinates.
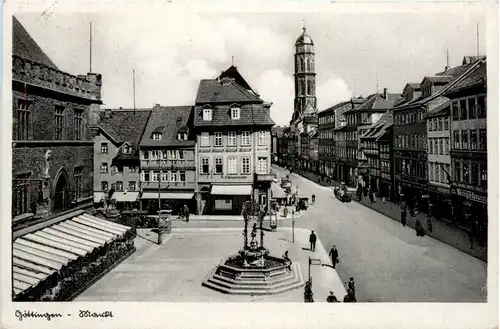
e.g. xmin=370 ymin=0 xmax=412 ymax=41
xmin=343 ymin=288 xmax=356 ymax=302
xmin=183 ymin=204 xmax=190 ymax=222
xmin=348 ymin=277 xmax=356 ymax=298
xmin=400 ymin=200 xmax=407 ymax=227
xmin=329 ymin=245 xmax=339 ymax=269
xmin=415 ymin=219 xmax=425 ymax=237
xmin=326 ymin=291 xmax=338 ymax=303
xmin=309 ymin=231 xmax=317 ymax=252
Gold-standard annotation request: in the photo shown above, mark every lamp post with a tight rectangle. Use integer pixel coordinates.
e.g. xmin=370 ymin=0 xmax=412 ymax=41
xmin=292 ymin=210 xmax=295 ymax=243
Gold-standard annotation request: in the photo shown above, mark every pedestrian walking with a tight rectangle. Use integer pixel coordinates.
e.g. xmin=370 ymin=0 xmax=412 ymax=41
xmin=369 ymin=190 xmax=375 ymax=203
xmin=283 ymin=206 xmax=288 ymax=218
xmin=415 ymin=219 xmax=425 ymax=237
xmin=309 ymin=230 xmax=317 ymax=252
xmin=400 ymin=201 xmax=407 ymax=227
xmin=326 ymin=291 xmax=338 ymax=303
xmin=283 ymin=250 xmax=292 ymax=270
xmin=427 ymin=205 xmax=433 ymax=234
xmin=304 ymin=280 xmax=314 ymax=302
xmin=328 ymin=245 xmax=339 ymax=269
xmin=348 ymin=277 xmax=356 ymax=298
xmin=183 ymin=204 xmax=190 ymax=222
xmin=311 ymin=194 xmax=316 ymax=204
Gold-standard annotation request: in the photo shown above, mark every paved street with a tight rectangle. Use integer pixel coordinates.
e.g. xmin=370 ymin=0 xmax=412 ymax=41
xmin=76 ymin=227 xmax=346 ymax=302
xmin=273 ymin=166 xmax=487 ymax=302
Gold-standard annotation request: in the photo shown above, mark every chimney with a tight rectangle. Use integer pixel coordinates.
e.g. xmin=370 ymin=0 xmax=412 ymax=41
xmin=105 ymin=108 xmax=113 ymax=118
xmin=383 ymin=88 xmax=389 ymax=100
xmin=154 ymin=104 xmax=160 ymax=111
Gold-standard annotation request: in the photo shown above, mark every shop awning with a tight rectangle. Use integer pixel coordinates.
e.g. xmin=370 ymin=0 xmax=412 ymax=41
xmin=12 ymin=213 xmax=132 ymax=299
xmin=271 ymin=183 xmax=287 ymax=199
xmin=141 ymin=192 xmax=194 ymax=200
xmin=94 ymin=192 xmax=105 ymax=203
xmin=111 ymin=191 xmax=140 ymax=202
xmin=211 ymin=185 xmax=252 ymax=196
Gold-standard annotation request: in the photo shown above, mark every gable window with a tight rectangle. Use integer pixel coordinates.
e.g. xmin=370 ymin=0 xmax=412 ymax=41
xmin=228 ymin=157 xmax=237 ymax=175
xmin=54 ymin=106 xmax=65 ymax=140
xmin=101 ymin=181 xmax=108 ymax=191
xmin=241 ymin=131 xmax=251 ymax=146
xmin=228 ymin=131 xmax=236 ymax=146
xmin=203 ymin=107 xmax=212 ymax=121
xmin=152 ymin=133 xmax=162 ymax=140
xmin=74 ymin=166 xmax=83 ymax=200
xmin=214 ymin=132 xmax=223 ymax=147
xmin=259 ymin=131 xmax=267 ymax=146
xmin=214 ymin=157 xmax=223 ymax=174
xmin=201 ymin=158 xmax=210 ymax=174
xmin=123 ymin=144 xmax=131 ymax=154
xmin=201 ymin=132 xmax=210 ymax=147
xmin=17 ymin=100 xmax=31 ymax=140
xmin=74 ymin=109 xmax=83 ymax=140
xmin=101 ymin=143 xmax=108 ymax=154
xmin=231 ymin=106 xmax=241 ymax=120
xmin=100 ymin=162 xmax=108 ymax=173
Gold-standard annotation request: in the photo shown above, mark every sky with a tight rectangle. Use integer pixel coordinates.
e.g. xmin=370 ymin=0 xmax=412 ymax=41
xmin=15 ymin=11 xmax=486 ymax=126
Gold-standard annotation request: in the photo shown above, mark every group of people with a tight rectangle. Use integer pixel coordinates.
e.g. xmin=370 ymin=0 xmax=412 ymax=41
xmin=400 ymin=199 xmax=427 ymax=237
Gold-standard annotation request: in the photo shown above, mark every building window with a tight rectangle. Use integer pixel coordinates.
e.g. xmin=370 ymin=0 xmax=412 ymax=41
xmin=13 ymin=173 xmax=30 ymax=217
xmin=470 ymin=129 xmax=477 ymax=150
xmin=477 ymin=95 xmax=486 ymax=118
xmin=242 ymin=157 xmax=251 ymax=174
xmin=152 ymin=171 xmax=160 ymax=182
xmin=152 ymin=133 xmax=162 ymax=140
xmin=227 ymin=157 xmax=237 ymax=175
xmin=143 ymin=150 xmax=149 ymax=159
xmin=100 ymin=162 xmax=108 ymax=173
xmin=74 ymin=167 xmax=83 ymax=200
xmin=444 ymin=118 xmax=449 ymax=130
xmin=101 ymin=181 xmax=108 ymax=191
xmin=444 ymin=138 xmax=449 ymax=154
xmin=435 ymin=163 xmax=439 ymax=182
xmin=17 ymin=100 xmax=31 ymax=140
xmin=214 ymin=132 xmax=223 ymax=147
xmin=242 ymin=131 xmax=251 ymax=146
xmin=101 ymin=143 xmax=108 ymax=154
xmin=479 ymin=129 xmax=487 ymax=150
xmin=116 ymin=181 xmax=123 ymax=191
xmin=459 ymin=99 xmax=467 ymax=120
xmin=54 ymin=106 xmax=65 ymax=140
xmin=161 ymin=171 xmax=168 ymax=182
xmin=201 ymin=132 xmax=210 ymax=147
xmin=129 ymin=166 xmax=138 ymax=173
xmin=201 ymin=158 xmax=210 ymax=174
xmin=453 ymin=130 xmax=460 ymax=149
xmin=128 ymin=181 xmax=136 ymax=191
xmin=461 ymin=130 xmax=468 ymax=149
xmin=150 ymin=150 xmax=160 ymax=160
xmin=179 ymin=171 xmax=186 ymax=182
xmin=454 ymin=161 xmax=461 ymax=182
xmin=74 ymin=109 xmax=83 ymax=140
xmin=439 ymin=138 xmax=443 ymax=155
xmin=179 ymin=150 xmax=184 ymax=160
xmin=123 ymin=144 xmax=131 ymax=154
xmin=258 ymin=157 xmax=267 ymax=174
xmin=463 ymin=161 xmax=470 ymax=184
xmin=452 ymin=101 xmax=459 ymax=121
xmin=259 ymin=131 xmax=267 ymax=146
xmin=231 ymin=106 xmax=241 ymax=120
xmin=471 ymin=162 xmax=479 ymax=186
xmin=143 ymin=171 xmax=150 ymax=182
xmin=214 ymin=157 xmax=223 ymax=174
xmin=170 ymin=171 xmax=177 ymax=182
xmin=468 ymin=97 xmax=476 ymax=119
xmin=480 ymin=162 xmax=487 ymax=186
xmin=438 ymin=118 xmax=443 ymax=131
xmin=203 ymin=107 xmax=212 ymax=121
xmin=228 ymin=131 xmax=236 ymax=146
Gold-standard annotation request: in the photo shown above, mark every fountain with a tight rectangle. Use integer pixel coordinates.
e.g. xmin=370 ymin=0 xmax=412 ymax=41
xmin=202 ymin=200 xmax=305 ymax=295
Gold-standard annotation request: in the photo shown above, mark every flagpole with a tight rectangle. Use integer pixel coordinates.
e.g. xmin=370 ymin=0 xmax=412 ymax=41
xmin=89 ymin=21 xmax=92 ymax=73
xmin=133 ymin=69 xmax=136 ymax=115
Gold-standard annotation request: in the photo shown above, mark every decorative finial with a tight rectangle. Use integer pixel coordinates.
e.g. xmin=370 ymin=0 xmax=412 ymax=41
xmin=302 ymin=20 xmax=306 ymax=33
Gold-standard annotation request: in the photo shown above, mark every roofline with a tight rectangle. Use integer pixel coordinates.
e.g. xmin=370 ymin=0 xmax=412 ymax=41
xmin=98 ymin=126 xmax=121 ymax=146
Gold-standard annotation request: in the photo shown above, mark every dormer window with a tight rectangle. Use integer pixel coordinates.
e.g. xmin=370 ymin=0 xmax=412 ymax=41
xmin=123 ymin=143 xmax=131 ymax=154
xmin=231 ymin=105 xmax=241 ymax=120
xmin=152 ymin=133 xmax=162 ymax=140
xmin=177 ymin=132 xmax=188 ymax=141
xmin=203 ymin=107 xmax=212 ymax=121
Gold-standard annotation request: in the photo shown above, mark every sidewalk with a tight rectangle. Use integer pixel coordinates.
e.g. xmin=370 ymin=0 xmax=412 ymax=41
xmin=291 ymin=168 xmax=487 ymax=262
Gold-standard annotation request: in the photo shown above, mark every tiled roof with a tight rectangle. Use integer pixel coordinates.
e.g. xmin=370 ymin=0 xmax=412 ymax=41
xmin=361 ymin=111 xmax=393 ymax=140
xmin=423 ymin=99 xmax=450 ymax=118
xmin=346 ymin=92 xmax=402 ymax=113
xmin=194 ymin=104 xmax=274 ymax=127
xmin=319 ymin=100 xmax=351 ymax=115
xmin=445 ymin=59 xmax=486 ymax=95
xmin=13 ymin=17 xmax=58 ymax=69
xmin=462 ymin=56 xmax=486 ymax=65
xmin=195 ymin=79 xmax=262 ymax=104
xmin=100 ymin=110 xmax=151 ymax=146
xmin=219 ymin=66 xmax=254 ymax=91
xmin=407 ymin=83 xmax=421 ymax=89
xmin=424 ymin=76 xmax=453 ymax=84
xmin=140 ymin=105 xmax=195 ymax=147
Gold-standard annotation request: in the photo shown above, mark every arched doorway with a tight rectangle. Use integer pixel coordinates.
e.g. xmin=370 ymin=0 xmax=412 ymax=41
xmin=53 ymin=170 xmax=69 ymax=212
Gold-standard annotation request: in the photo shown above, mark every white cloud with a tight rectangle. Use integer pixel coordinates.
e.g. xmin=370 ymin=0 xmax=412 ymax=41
xmin=317 ymin=78 xmax=354 ymax=111
xmin=255 ymin=69 xmax=294 ymax=126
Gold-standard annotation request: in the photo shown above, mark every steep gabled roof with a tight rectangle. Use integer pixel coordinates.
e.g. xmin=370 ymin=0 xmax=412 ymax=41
xmin=346 ymin=92 xmax=402 ymax=113
xmin=140 ymin=106 xmax=195 ymax=147
xmin=195 ymin=79 xmax=262 ymax=104
xmin=219 ymin=66 xmax=254 ymax=92
xmin=12 ymin=17 xmax=58 ymax=69
xmin=445 ymin=59 xmax=486 ymax=95
xmin=193 ymin=104 xmax=275 ymax=127
xmin=99 ymin=110 xmax=151 ymax=147
xmin=360 ymin=111 xmax=393 ymax=140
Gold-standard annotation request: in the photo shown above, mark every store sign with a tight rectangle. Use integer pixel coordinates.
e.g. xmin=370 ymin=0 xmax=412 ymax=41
xmin=453 ymin=188 xmax=487 ymax=204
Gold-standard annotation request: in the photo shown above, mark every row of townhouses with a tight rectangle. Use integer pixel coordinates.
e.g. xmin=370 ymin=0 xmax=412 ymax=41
xmin=274 ymin=55 xmax=487 ymax=237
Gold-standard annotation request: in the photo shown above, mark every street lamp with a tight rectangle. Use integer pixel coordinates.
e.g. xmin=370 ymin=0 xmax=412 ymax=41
xmin=292 ymin=210 xmax=295 ymax=243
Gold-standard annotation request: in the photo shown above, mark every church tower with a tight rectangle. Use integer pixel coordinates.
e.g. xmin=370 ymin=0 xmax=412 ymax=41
xmin=292 ymin=26 xmax=317 ymax=123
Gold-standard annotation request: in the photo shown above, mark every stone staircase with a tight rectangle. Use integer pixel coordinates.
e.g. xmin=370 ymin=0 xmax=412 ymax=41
xmin=202 ymin=263 xmax=305 ymax=295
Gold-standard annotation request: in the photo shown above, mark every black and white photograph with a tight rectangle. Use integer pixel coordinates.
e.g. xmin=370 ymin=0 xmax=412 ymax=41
xmin=1 ymin=1 xmax=498 ymax=328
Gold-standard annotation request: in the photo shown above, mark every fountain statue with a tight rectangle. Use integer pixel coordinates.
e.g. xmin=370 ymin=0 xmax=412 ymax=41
xmin=202 ymin=200 xmax=305 ymax=296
